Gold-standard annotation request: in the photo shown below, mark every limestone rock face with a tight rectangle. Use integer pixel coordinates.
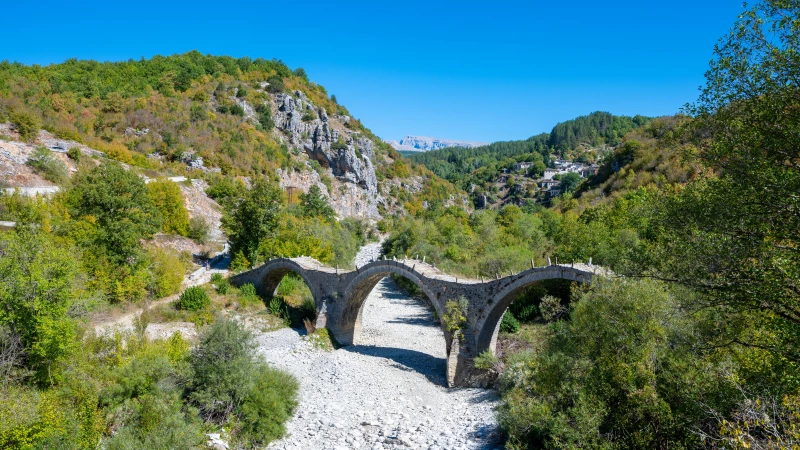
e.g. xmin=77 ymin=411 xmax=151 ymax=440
xmin=271 ymin=90 xmax=383 ymax=219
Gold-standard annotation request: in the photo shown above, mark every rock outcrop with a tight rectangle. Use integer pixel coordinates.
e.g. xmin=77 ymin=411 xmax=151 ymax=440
xmin=270 ymin=90 xmax=383 ymax=219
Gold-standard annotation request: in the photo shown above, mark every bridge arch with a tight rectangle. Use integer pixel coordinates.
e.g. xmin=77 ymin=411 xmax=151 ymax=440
xmin=250 ymin=258 xmax=319 ymax=303
xmin=336 ymin=260 xmax=448 ymax=348
xmin=475 ymin=267 xmax=595 ymax=356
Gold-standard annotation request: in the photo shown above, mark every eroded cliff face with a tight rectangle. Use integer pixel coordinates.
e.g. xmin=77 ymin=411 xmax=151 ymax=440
xmin=269 ymin=90 xmax=383 ymax=219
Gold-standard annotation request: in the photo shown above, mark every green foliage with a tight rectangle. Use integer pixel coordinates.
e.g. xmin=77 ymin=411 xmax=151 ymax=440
xmin=558 ymin=172 xmax=581 ymax=194
xmin=147 ymin=248 xmax=184 ymax=298
xmin=67 ymin=162 xmax=162 ymax=265
xmin=188 ymin=216 xmax=210 ymax=244
xmin=539 ymin=295 xmax=566 ymax=322
xmin=188 ymin=317 xmax=297 ymax=444
xmin=222 ymin=179 xmax=283 ymax=266
xmin=66 ymin=147 xmax=81 ymax=161
xmin=176 ymin=286 xmax=209 ymax=311
xmin=0 ymin=230 xmax=78 ymax=383
xmin=239 ymin=283 xmax=257 ymax=298
xmin=266 ymin=75 xmax=285 ymax=93
xmin=298 ymin=185 xmax=335 ymax=221
xmin=26 ymin=146 xmax=69 ymax=185
xmin=441 ymin=298 xmax=468 ymax=337
xmin=9 ymin=109 xmax=41 ymax=142
xmin=498 ymin=278 xmax=725 ymax=449
xmin=147 ymin=179 xmax=190 ymax=236
xmin=500 ymin=311 xmax=520 ymax=334
xmin=474 ymin=350 xmax=500 ymax=370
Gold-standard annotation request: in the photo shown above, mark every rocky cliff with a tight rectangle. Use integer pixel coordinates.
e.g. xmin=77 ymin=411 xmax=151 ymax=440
xmin=267 ymin=89 xmax=383 ymax=219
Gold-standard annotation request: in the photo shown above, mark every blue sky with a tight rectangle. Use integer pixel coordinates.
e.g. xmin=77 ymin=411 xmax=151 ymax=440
xmin=1 ymin=1 xmax=745 ymax=143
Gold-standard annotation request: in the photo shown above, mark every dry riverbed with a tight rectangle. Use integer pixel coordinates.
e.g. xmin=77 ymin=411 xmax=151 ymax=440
xmin=260 ymin=278 xmax=503 ymax=450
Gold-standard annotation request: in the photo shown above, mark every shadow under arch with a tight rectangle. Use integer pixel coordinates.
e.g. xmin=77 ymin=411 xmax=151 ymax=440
xmin=338 ymin=261 xmax=451 ymax=352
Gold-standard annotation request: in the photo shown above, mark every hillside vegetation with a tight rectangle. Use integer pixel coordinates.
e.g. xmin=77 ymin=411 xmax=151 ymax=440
xmin=408 ymin=111 xmax=651 ymax=185
xmin=385 ymin=2 xmax=800 ymax=448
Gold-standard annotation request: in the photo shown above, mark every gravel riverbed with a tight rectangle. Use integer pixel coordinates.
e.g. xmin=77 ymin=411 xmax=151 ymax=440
xmin=259 ymin=276 xmax=502 ymax=450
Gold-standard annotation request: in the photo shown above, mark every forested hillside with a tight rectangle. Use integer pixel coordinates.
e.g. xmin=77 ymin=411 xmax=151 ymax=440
xmin=408 ymin=111 xmax=651 ymax=184
xmin=382 ymin=3 xmax=800 ymax=448
xmin=0 ymin=52 xmax=463 ymax=217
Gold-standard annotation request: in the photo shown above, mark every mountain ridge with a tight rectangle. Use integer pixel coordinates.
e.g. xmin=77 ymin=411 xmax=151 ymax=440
xmin=386 ymin=135 xmax=489 ymax=152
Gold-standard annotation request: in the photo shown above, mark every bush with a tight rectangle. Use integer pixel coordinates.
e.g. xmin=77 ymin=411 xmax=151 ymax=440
xmin=500 ymin=311 xmax=520 ymax=333
xmin=540 ymin=294 xmax=566 ymax=322
xmin=147 ymin=179 xmax=190 ymax=236
xmin=189 ymin=317 xmax=298 ymax=445
xmin=188 ymin=216 xmax=210 ymax=244
xmin=26 ymin=146 xmax=69 ymax=184
xmin=266 ymin=75 xmax=285 ymax=93
xmin=66 ymin=147 xmax=81 ymax=162
xmin=474 ymin=350 xmax=500 ymax=370
xmin=236 ymin=367 xmax=298 ymax=446
xmin=148 ymin=248 xmax=184 ymax=298
xmin=9 ymin=109 xmax=41 ymax=142
xmin=176 ymin=286 xmax=209 ymax=311
xmin=229 ymin=104 xmax=245 ymax=116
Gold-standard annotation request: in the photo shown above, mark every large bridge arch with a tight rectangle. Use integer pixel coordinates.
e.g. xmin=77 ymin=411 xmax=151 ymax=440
xmin=332 ymin=260 xmax=448 ymax=347
xmin=474 ymin=266 xmax=595 ymax=356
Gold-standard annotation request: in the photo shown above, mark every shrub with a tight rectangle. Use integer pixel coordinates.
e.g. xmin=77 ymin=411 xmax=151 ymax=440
xmin=236 ymin=367 xmax=298 ymax=446
xmin=500 ymin=311 xmax=520 ymax=333
xmin=9 ymin=109 xmax=41 ymax=142
xmin=266 ymin=75 xmax=285 ymax=93
xmin=229 ymin=104 xmax=245 ymax=116
xmin=176 ymin=286 xmax=209 ymax=311
xmin=239 ymin=283 xmax=257 ymax=297
xmin=188 ymin=216 xmax=210 ymax=244
xmin=148 ymin=248 xmax=184 ymax=298
xmin=441 ymin=298 xmax=468 ymax=337
xmin=540 ymin=294 xmax=566 ymax=322
xmin=66 ymin=147 xmax=81 ymax=162
xmin=26 ymin=146 xmax=68 ymax=184
xmin=147 ymin=179 xmax=190 ymax=236
xmin=474 ymin=350 xmax=500 ymax=370
xmin=189 ymin=317 xmax=298 ymax=445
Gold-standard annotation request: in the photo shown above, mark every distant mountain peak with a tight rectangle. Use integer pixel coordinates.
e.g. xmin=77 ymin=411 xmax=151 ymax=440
xmin=386 ymin=135 xmax=489 ymax=152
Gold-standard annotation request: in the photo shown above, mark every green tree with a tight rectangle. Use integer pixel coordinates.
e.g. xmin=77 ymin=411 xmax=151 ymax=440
xmin=222 ymin=179 xmax=284 ymax=266
xmin=147 ymin=179 xmax=190 ymax=236
xmin=298 ymin=185 xmax=335 ymax=221
xmin=0 ymin=230 xmax=78 ymax=383
xmin=9 ymin=109 xmax=41 ymax=142
xmin=559 ymin=172 xmax=582 ymax=194
xmin=651 ymin=1 xmax=800 ymax=364
xmin=498 ymin=279 xmax=722 ymax=449
xmin=67 ymin=163 xmax=163 ymax=265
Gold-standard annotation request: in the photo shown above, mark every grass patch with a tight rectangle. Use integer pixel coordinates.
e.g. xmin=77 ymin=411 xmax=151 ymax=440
xmin=305 ymin=328 xmax=337 ymax=351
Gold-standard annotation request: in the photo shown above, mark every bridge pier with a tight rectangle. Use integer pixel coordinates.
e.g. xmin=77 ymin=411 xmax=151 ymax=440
xmin=231 ymin=257 xmax=600 ymax=387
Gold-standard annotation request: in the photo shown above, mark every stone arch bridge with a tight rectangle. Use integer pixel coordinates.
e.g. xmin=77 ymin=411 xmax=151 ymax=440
xmin=231 ymin=256 xmax=608 ymax=387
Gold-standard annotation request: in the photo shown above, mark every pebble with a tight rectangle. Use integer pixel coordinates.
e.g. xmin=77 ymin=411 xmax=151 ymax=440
xmin=258 ymin=256 xmax=502 ymax=449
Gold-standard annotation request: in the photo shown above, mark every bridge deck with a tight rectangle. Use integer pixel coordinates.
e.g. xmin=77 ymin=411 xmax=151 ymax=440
xmin=284 ymin=256 xmax=607 ymax=284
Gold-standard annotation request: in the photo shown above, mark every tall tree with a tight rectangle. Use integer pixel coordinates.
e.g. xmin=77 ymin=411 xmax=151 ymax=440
xmin=298 ymin=185 xmax=335 ymax=221
xmin=66 ymin=163 xmax=162 ymax=265
xmin=0 ymin=230 xmax=78 ymax=383
xmin=222 ymin=179 xmax=284 ymax=267
xmin=651 ymin=1 xmax=800 ymax=361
